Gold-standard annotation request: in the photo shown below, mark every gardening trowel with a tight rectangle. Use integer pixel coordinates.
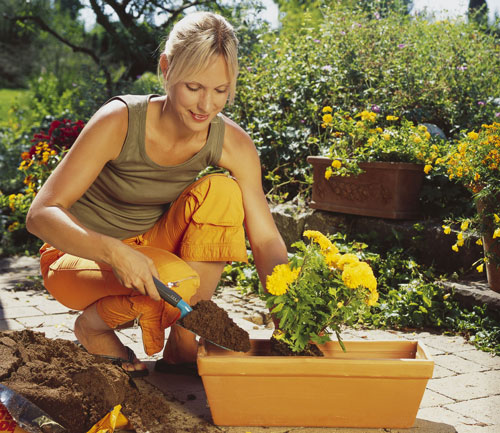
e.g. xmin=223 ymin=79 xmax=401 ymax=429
xmin=153 ymin=276 xmax=233 ymax=350
xmin=0 ymin=383 xmax=67 ymax=433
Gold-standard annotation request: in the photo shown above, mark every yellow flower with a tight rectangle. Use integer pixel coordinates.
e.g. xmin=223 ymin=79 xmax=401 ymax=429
xmin=322 ymin=106 xmax=333 ymax=113
xmin=331 ymin=160 xmax=342 ymax=170
xmin=325 ymin=167 xmax=333 ymax=180
xmin=442 ymin=225 xmax=451 ymax=234
xmin=457 ymin=238 xmax=464 ymax=247
xmin=460 ymin=220 xmax=469 ymax=231
xmin=360 ymin=110 xmax=377 ymax=122
xmin=7 ymin=221 xmax=20 ymax=232
xmin=493 ymin=228 xmax=500 ymax=239
xmin=457 ymin=232 xmax=464 ymax=240
xmin=266 ymin=264 xmax=301 ymax=296
xmin=418 ymin=125 xmax=428 ymax=132
xmin=336 ymin=253 xmax=360 ymax=270
xmin=382 ymin=133 xmax=391 ymax=141
xmin=494 ymin=214 xmax=500 ymax=223
xmin=474 ymin=173 xmax=481 ymax=182
xmin=386 ymin=115 xmax=399 ymax=121
xmin=476 ymin=263 xmax=484 ymax=273
xmin=324 ymin=251 xmax=341 ymax=269
xmin=476 ymin=238 xmax=483 ymax=246
xmin=467 ymin=131 xmax=479 ymax=140
xmin=366 ymin=289 xmax=379 ymax=306
xmin=424 ymin=164 xmax=432 ymax=174
xmin=452 ymin=244 xmax=459 ymax=252
xmin=322 ymin=113 xmax=333 ymax=124
xmin=303 ymin=230 xmax=336 ymax=253
xmin=337 ymin=301 xmax=344 ymax=308
xmin=342 ymin=261 xmax=377 ymax=292
xmin=413 ymin=135 xmax=423 ymax=144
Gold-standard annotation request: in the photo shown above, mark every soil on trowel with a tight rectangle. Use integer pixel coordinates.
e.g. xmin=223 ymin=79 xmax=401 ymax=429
xmin=0 ymin=330 xmax=213 ymax=433
xmin=178 ymin=300 xmax=251 ymax=352
xmin=269 ymin=335 xmax=324 ymax=357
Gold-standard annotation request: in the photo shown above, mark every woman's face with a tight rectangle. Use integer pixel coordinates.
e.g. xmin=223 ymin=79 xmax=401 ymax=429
xmin=168 ymin=55 xmax=230 ymax=133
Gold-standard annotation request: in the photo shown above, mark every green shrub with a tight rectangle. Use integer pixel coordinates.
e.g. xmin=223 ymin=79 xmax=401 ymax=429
xmin=227 ymin=4 xmax=500 ymax=202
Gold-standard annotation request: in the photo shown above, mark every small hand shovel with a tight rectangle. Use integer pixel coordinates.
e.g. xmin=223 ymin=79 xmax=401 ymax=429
xmin=153 ymin=277 xmax=233 ymax=350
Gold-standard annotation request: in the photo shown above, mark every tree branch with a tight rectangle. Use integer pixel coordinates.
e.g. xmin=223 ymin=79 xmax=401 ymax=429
xmin=6 ymin=13 xmax=114 ymax=96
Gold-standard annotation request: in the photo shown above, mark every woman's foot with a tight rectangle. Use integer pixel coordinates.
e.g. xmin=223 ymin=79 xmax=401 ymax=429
xmin=74 ymin=304 xmax=148 ymax=375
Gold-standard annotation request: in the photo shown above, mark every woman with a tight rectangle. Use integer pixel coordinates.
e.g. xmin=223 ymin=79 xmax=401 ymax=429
xmin=26 ymin=11 xmax=288 ymax=377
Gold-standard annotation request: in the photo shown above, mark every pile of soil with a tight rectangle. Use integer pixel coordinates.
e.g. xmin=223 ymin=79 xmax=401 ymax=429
xmin=269 ymin=336 xmax=324 ymax=357
xmin=0 ymin=330 xmax=212 ymax=433
xmin=179 ymin=300 xmax=251 ymax=352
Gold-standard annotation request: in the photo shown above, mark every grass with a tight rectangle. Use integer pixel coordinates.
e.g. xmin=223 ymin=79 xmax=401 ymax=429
xmin=0 ymin=88 xmax=30 ymax=125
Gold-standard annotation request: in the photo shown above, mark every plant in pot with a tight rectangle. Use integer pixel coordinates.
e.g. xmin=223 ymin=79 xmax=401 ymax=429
xmin=264 ymin=229 xmax=378 ymax=356
xmin=440 ymin=121 xmax=500 ymax=292
xmin=197 ymin=230 xmax=435 ymax=428
xmin=307 ymin=107 xmax=447 ymax=219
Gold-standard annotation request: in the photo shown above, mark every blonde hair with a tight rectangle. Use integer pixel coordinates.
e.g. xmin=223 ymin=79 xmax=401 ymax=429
xmin=160 ymin=11 xmax=239 ymax=103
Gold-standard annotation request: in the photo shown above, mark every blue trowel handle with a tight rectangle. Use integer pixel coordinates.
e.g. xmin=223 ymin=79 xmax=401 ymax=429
xmin=153 ymin=276 xmax=193 ymax=318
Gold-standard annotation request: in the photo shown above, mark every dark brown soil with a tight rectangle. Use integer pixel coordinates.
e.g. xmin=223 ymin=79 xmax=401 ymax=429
xmin=178 ymin=300 xmax=251 ymax=352
xmin=0 ymin=330 xmax=213 ymax=433
xmin=269 ymin=336 xmax=324 ymax=356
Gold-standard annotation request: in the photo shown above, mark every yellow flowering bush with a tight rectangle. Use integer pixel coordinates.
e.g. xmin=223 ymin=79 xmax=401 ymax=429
xmin=265 ymin=230 xmax=378 ymax=354
xmin=313 ymin=107 xmax=447 ymax=178
xmin=440 ymin=122 xmax=500 ymax=270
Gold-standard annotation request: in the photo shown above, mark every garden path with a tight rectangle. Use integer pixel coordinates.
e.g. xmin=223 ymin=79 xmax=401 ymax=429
xmin=0 ymin=255 xmax=498 ymax=433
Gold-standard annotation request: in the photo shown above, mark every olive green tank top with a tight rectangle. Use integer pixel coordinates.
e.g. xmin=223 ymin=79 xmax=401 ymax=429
xmin=69 ymin=94 xmax=224 ymax=240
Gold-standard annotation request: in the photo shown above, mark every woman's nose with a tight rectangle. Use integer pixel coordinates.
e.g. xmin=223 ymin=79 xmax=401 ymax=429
xmin=197 ymin=91 xmax=211 ymax=113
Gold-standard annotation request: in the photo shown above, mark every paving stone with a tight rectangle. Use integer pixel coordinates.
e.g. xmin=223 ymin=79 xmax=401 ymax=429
xmin=445 ymin=395 xmax=500 ymax=425
xmin=15 ymin=313 xmax=76 ymax=329
xmin=0 ymin=318 xmax=24 ymax=331
xmin=432 ymin=364 xmax=457 ymax=379
xmin=433 ymin=353 xmax=490 ymax=374
xmin=420 ymin=389 xmax=455 ymax=408
xmin=455 ymin=349 xmax=500 ymax=370
xmin=0 ymin=305 xmax=45 ymax=319
xmin=417 ymin=406 xmax=480 ymax=427
xmin=427 ymin=371 xmax=500 ymax=401
xmin=32 ymin=326 xmax=74 ymax=340
xmin=417 ymin=334 xmax=475 ymax=354
xmin=455 ymin=424 xmax=500 ymax=433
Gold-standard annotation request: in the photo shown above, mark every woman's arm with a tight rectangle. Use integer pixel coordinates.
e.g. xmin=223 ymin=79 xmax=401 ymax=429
xmin=218 ymin=117 xmax=288 ymax=290
xmin=26 ymin=100 xmax=161 ymax=300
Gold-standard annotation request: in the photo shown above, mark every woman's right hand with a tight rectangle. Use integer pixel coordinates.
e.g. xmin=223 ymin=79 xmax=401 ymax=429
xmin=108 ymin=241 xmax=161 ymax=301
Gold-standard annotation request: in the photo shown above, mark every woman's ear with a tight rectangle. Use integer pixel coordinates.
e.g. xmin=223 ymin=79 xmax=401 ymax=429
xmin=159 ymin=53 xmax=168 ymax=79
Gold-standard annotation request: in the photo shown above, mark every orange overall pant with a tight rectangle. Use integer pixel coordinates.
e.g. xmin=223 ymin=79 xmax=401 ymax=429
xmin=39 ymin=174 xmax=247 ymax=355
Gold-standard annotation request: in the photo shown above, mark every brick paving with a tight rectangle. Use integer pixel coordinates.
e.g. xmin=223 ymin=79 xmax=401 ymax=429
xmin=1 ymin=255 xmax=499 ymax=433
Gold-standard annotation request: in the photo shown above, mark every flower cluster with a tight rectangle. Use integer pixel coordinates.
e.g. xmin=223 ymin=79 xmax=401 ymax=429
xmin=264 ymin=230 xmax=378 ymax=353
xmin=314 ymin=107 xmax=446 ymax=178
xmin=0 ymin=119 xmax=84 ymax=237
xmin=441 ymin=122 xmax=500 ymax=189
xmin=440 ymin=122 xmax=500 ymax=269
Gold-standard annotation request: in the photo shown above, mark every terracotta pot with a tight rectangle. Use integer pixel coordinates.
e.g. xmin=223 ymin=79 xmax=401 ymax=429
xmin=197 ymin=339 xmax=434 ymax=428
xmin=307 ymin=156 xmax=425 ymax=219
xmin=483 ymin=235 xmax=500 ymax=293
xmin=476 ymin=195 xmax=500 ymax=293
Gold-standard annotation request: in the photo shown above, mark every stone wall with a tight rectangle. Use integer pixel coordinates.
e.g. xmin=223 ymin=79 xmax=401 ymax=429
xmin=270 ymin=202 xmax=482 ymax=274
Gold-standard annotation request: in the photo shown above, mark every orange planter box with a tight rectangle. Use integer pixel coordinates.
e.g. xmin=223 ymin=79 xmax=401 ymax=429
xmin=197 ymin=339 xmax=434 ymax=428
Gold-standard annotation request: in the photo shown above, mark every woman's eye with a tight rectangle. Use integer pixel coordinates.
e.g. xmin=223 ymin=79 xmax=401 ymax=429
xmin=186 ymin=84 xmax=199 ymax=91
xmin=216 ymin=88 xmax=228 ymax=94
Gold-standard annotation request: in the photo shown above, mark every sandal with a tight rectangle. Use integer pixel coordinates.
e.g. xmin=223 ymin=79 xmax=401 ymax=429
xmin=154 ymin=359 xmax=199 ymax=377
xmin=77 ymin=342 xmax=149 ymax=378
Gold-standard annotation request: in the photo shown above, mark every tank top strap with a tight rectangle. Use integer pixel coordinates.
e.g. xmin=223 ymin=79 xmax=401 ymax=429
xmin=105 ymin=94 xmax=159 ymax=164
